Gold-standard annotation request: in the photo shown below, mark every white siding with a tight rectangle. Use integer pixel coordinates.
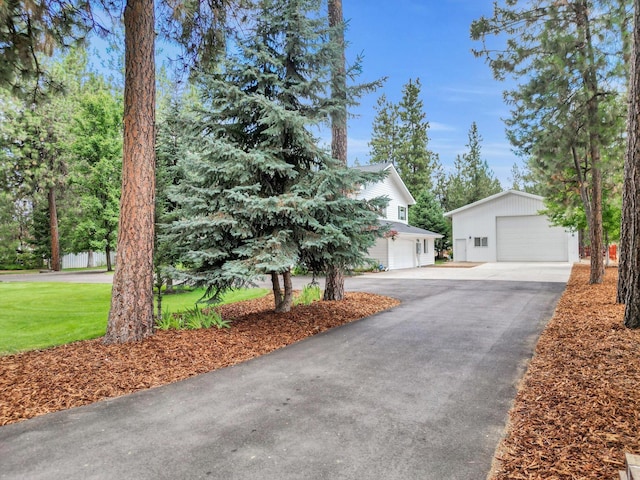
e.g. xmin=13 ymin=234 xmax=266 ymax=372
xmin=358 ymin=172 xmax=411 ymax=224
xmin=449 ymin=192 xmax=579 ymax=263
xmin=367 ymin=238 xmax=389 ymax=269
xmin=417 ymin=238 xmax=436 ymax=266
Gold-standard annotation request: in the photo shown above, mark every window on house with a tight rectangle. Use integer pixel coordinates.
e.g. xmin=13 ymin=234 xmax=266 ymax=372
xmin=416 ymin=240 xmax=422 ymax=254
xmin=423 ymin=239 xmax=428 ymax=253
xmin=474 ymin=237 xmax=488 ymax=247
xmin=398 ymin=206 xmax=407 ymax=221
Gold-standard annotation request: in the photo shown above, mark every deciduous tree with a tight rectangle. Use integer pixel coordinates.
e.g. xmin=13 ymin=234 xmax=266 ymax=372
xmin=70 ymin=75 xmax=123 ymax=271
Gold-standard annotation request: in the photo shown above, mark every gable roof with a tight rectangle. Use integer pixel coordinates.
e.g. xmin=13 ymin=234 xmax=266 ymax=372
xmin=354 ymin=162 xmax=416 ymax=205
xmin=443 ymin=189 xmax=544 ymax=217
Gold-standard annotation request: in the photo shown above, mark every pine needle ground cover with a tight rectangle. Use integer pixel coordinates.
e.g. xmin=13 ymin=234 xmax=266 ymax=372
xmin=0 ymin=283 xmax=268 ymax=354
xmin=0 ymin=292 xmax=399 ymax=426
xmin=491 ymin=264 xmax=640 ymax=479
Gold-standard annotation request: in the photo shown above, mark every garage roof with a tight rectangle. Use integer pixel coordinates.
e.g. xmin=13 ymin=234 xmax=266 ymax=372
xmin=443 ymin=190 xmax=543 ymax=217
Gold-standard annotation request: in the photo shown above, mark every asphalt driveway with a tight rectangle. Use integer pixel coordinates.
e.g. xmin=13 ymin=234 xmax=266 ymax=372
xmin=0 ymin=264 xmax=571 ymax=479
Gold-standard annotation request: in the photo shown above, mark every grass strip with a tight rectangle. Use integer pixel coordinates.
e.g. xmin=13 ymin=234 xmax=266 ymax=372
xmin=0 ymin=283 xmax=268 ymax=354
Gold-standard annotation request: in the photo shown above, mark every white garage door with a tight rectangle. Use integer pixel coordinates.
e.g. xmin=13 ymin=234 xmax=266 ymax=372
xmin=497 ymin=215 xmax=568 ymax=262
xmin=392 ymin=239 xmax=416 ymax=269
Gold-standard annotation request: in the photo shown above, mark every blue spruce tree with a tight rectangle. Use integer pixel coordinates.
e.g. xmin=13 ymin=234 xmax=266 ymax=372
xmin=170 ymin=0 xmax=386 ymax=312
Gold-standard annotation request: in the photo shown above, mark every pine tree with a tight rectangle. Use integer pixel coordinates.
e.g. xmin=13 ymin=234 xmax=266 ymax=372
xmin=368 ymin=94 xmax=401 ymax=165
xmin=369 ymin=79 xmax=440 ymax=198
xmin=170 ymin=0 xmax=386 ymax=313
xmin=461 ymin=122 xmax=502 ymax=205
xmin=442 ymin=122 xmax=502 ymax=213
xmin=409 ymin=190 xmax=450 ymax=256
xmin=397 ymin=78 xmax=438 ymax=196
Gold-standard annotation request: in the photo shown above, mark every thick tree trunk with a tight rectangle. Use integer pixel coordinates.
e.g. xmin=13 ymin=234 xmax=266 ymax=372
xmin=323 ymin=264 xmax=344 ymax=301
xmin=87 ymin=250 xmax=94 ymax=268
xmin=104 ymin=0 xmax=156 ymax=344
xmin=48 ymin=187 xmax=61 ymax=271
xmin=618 ymin=0 xmax=640 ymax=327
xmin=281 ymin=270 xmax=293 ymax=312
xmin=324 ymin=0 xmax=347 ymax=301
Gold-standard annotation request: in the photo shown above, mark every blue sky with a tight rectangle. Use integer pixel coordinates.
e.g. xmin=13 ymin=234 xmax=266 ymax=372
xmin=90 ymin=1 xmax=518 ymax=186
xmin=340 ymin=0 xmax=518 ymax=186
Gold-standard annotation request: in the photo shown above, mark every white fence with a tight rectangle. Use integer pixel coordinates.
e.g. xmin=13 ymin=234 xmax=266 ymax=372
xmin=62 ymin=251 xmax=116 ymax=269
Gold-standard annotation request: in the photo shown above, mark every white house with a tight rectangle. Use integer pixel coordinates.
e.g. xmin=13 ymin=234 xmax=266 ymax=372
xmin=444 ymin=190 xmax=579 ymax=263
xmin=355 ymin=163 xmax=443 ymax=270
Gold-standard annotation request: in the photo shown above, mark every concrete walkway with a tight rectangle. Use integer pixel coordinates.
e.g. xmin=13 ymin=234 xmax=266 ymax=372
xmin=0 ymin=264 xmax=571 ymax=479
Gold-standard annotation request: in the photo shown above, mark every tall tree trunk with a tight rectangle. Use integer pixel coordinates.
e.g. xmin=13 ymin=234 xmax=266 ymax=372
xmin=618 ymin=0 xmax=640 ymax=328
xmin=588 ymin=160 xmax=604 ymax=284
xmin=87 ymin=250 xmax=94 ymax=268
xmin=104 ymin=0 xmax=156 ymax=344
xmin=324 ymin=0 xmax=347 ymax=301
xmin=578 ymin=0 xmax=604 ymax=285
xmin=324 ymin=264 xmax=344 ymax=301
xmin=48 ymin=187 xmax=61 ymax=271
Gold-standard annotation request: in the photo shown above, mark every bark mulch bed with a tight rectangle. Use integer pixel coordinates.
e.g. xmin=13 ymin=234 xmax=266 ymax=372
xmin=0 ymin=292 xmax=399 ymax=427
xmin=490 ymin=264 xmax=640 ymax=480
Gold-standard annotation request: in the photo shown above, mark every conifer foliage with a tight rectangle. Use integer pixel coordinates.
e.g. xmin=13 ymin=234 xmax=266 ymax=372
xmin=170 ymin=0 xmax=386 ymax=313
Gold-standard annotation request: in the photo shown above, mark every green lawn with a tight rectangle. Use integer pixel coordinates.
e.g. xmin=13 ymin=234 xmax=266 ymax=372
xmin=0 ymin=283 xmax=268 ymax=355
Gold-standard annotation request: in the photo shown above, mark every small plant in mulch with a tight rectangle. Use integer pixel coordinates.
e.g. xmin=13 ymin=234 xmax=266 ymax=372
xmin=155 ymin=306 xmax=231 ymax=330
xmin=293 ymin=284 xmax=322 ymax=306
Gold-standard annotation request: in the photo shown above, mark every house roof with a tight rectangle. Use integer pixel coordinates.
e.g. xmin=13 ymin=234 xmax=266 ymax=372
xmin=443 ymin=189 xmax=544 ymax=217
xmin=381 ymin=220 xmax=444 ymax=238
xmin=354 ymin=162 xmax=416 ymax=205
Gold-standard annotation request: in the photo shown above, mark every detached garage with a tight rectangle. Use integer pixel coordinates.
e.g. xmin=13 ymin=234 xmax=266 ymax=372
xmin=445 ymin=190 xmax=579 ymax=263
